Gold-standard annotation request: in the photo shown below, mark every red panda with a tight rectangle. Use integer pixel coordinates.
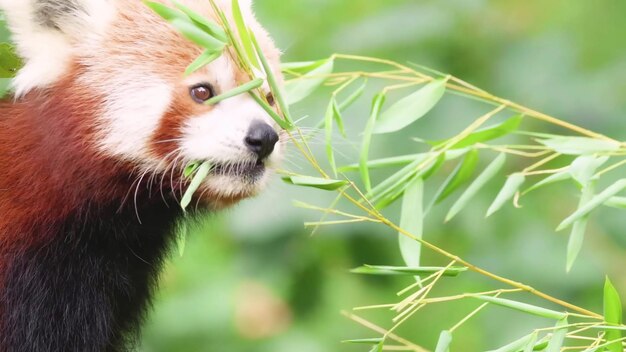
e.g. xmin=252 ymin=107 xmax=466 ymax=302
xmin=0 ymin=0 xmax=283 ymax=350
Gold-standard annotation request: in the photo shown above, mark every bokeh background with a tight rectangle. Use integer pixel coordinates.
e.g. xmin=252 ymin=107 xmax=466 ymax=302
xmin=139 ymin=1 xmax=626 ymax=351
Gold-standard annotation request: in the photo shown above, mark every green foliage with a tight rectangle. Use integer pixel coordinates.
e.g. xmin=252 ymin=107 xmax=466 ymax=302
xmin=446 ymin=153 xmax=506 ymax=221
xmin=282 ymin=175 xmax=348 ymax=191
xmin=360 ymin=93 xmax=386 ymax=192
xmin=486 ymin=173 xmax=525 ymax=217
xmin=603 ymin=277 xmax=623 ymax=352
xmin=373 ymin=78 xmax=447 ymax=134
xmin=434 ymin=331 xmax=452 ymax=352
xmin=351 ymin=265 xmax=467 ymax=277
xmin=557 ymin=179 xmax=626 ymax=231
xmin=546 ymin=317 xmax=568 ymax=352
xmin=0 ymin=13 xmax=20 ymax=98
xmin=433 ymin=115 xmax=523 ymax=149
xmin=398 ymin=177 xmax=424 ymax=273
xmin=284 ymin=59 xmax=334 ymax=104
xmin=470 ymin=295 xmax=566 ymax=320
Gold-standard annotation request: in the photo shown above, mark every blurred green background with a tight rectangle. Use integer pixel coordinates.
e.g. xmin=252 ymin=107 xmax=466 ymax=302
xmin=140 ymin=1 xmax=626 ymax=351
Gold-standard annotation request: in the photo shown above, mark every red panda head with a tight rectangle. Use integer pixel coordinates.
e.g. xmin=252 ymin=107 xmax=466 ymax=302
xmin=1 ymin=0 xmax=284 ymax=208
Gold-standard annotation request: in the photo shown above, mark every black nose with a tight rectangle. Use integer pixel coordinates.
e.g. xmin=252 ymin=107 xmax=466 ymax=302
xmin=244 ymin=120 xmax=279 ymax=160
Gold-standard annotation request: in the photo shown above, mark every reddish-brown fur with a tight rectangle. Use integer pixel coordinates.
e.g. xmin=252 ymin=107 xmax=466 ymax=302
xmin=0 ymin=67 xmax=126 ymax=265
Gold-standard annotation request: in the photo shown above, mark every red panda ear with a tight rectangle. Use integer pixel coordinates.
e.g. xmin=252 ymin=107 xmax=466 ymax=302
xmin=0 ymin=0 xmax=116 ymax=96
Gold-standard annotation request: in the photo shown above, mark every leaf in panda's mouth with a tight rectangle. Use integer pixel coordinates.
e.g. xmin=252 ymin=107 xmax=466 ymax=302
xmin=181 ymin=161 xmax=212 ymax=211
xmin=180 ymin=160 xmax=266 ymax=211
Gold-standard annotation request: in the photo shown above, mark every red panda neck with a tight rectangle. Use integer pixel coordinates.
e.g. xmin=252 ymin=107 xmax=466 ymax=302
xmin=0 ymin=76 xmax=184 ymax=351
xmin=0 ymin=74 xmax=163 ymax=244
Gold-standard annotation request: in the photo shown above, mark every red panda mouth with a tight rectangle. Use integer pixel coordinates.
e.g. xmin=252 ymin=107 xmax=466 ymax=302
xmin=210 ymin=160 xmax=266 ymax=181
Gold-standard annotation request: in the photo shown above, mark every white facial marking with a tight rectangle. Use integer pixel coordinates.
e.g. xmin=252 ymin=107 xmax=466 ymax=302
xmin=206 ymin=174 xmax=266 ymax=198
xmin=11 ymin=31 xmax=70 ymax=97
xmin=0 ymin=0 xmax=115 ymax=96
xmin=180 ymin=95 xmax=277 ymax=164
xmin=96 ymin=75 xmax=173 ymax=162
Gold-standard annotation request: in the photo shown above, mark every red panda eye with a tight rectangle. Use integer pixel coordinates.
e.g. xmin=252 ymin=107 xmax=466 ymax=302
xmin=190 ymin=84 xmax=215 ymax=103
xmin=266 ymin=92 xmax=275 ymax=106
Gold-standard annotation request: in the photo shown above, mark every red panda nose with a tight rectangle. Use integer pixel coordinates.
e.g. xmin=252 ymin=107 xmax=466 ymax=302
xmin=244 ymin=120 xmax=279 ymax=160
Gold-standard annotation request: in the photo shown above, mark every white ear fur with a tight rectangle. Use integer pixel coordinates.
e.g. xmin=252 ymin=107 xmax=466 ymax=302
xmin=0 ymin=0 xmax=115 ymax=96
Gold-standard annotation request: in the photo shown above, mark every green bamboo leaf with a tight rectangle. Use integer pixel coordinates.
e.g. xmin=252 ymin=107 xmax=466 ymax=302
xmin=566 ymin=183 xmax=595 ymax=272
xmin=339 ymin=149 xmax=469 ymax=172
xmin=604 ymin=277 xmax=623 ymax=352
xmin=372 ymin=156 xmax=442 ymax=209
xmin=472 ymin=295 xmax=567 ymax=320
xmin=363 ymin=155 xmax=443 ymax=199
xmin=284 ymin=59 xmax=334 ymax=104
xmin=446 ymin=153 xmax=506 ymax=222
xmin=538 ymin=136 xmax=620 ymax=155
xmin=205 ymin=78 xmax=264 ymax=105
xmin=531 ymin=340 xmax=549 ymax=352
xmin=183 ymin=162 xmax=201 ymax=178
xmin=557 ymin=179 xmax=626 ymax=231
xmin=371 ymin=340 xmax=383 ymax=352
xmin=170 ymin=18 xmax=226 ymax=52
xmin=435 ymin=149 xmax=479 ymax=204
xmin=0 ymin=43 xmax=21 ymax=78
xmin=351 ymin=265 xmax=467 ymax=277
xmin=144 ymin=1 xmax=187 ymax=22
xmin=583 ymin=342 xmax=616 ymax=352
xmin=231 ymin=0 xmax=259 ymax=69
xmin=546 ymin=317 xmax=568 ymax=352
xmin=373 ymin=176 xmax=416 ymax=211
xmin=331 ymin=99 xmax=346 ymax=138
xmin=569 ymin=155 xmax=609 ymax=186
xmin=524 ymin=155 xmax=608 ymax=195
xmin=373 ymin=78 xmax=447 ymax=134
xmin=281 ymin=60 xmax=328 ymax=74
xmin=325 ymin=99 xmax=337 ymax=176
xmin=434 ymin=115 xmax=523 ymax=149
xmin=434 ymin=330 xmax=452 ymax=352
xmin=338 ymin=79 xmax=367 ymax=111
xmin=486 ymin=173 xmax=526 ymax=217
xmin=282 ymin=175 xmax=348 ymax=191
xmin=249 ymin=93 xmax=292 ymax=130
xmin=592 ymin=325 xmax=626 ymax=331
xmin=523 ymin=332 xmax=539 ymax=352
xmin=344 ymin=338 xmax=385 ymax=352
xmin=171 ymin=0 xmax=228 ymax=42
xmin=421 ymin=152 xmax=447 ymax=181
xmin=399 ymin=178 xmax=424 ymax=277
xmin=342 ymin=338 xmax=384 ymax=345
xmin=339 ymin=154 xmax=424 ymax=172
xmin=361 ymin=93 xmax=386 ymax=192
xmin=185 ymin=50 xmax=221 ymax=76
xmin=487 ymin=332 xmax=537 ymax=352
xmin=250 ymin=31 xmax=293 ymax=126
xmin=181 ymin=162 xmax=212 ymax=211
xmin=604 ymin=196 xmax=626 ymax=209
xmin=523 ymin=171 xmax=570 ymax=195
